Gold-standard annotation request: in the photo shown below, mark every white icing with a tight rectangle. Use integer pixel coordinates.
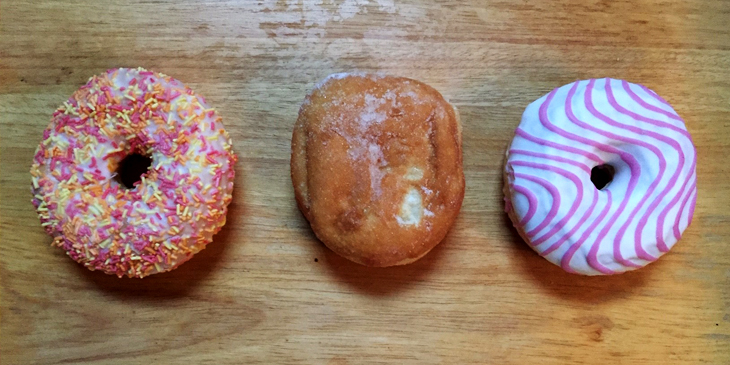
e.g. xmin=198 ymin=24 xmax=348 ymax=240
xmin=505 ymin=78 xmax=697 ymax=275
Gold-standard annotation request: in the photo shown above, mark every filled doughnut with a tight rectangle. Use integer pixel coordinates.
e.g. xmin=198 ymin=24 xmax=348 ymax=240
xmin=30 ymin=67 xmax=237 ymax=278
xmin=291 ymin=73 xmax=465 ymax=267
xmin=504 ymin=78 xmax=696 ymax=275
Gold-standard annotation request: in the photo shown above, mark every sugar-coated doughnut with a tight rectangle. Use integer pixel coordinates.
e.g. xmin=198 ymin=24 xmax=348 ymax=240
xmin=291 ymin=73 xmax=465 ymax=267
xmin=504 ymin=78 xmax=697 ymax=275
xmin=30 ymin=68 xmax=237 ymax=278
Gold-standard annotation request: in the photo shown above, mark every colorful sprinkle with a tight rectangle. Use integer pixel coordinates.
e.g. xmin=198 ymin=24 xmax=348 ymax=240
xmin=30 ymin=67 xmax=237 ymax=278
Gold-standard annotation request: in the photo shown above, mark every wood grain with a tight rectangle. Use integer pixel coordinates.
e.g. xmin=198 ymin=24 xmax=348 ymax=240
xmin=2 ymin=0 xmax=729 ymax=364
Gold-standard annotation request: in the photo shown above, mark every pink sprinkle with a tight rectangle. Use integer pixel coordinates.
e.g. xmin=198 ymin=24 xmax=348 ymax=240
xmin=34 ymin=149 xmax=45 ymax=164
xmin=157 ymin=248 xmax=167 ymax=261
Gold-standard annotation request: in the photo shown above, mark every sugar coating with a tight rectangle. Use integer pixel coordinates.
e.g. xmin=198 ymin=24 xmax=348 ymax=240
xmin=292 ymin=72 xmax=465 ymax=267
xmin=396 ymin=187 xmax=423 ymax=226
xmin=314 ymin=75 xmax=435 ymax=225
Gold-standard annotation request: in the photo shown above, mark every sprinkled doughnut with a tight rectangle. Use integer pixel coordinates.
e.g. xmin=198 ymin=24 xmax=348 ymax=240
xmin=30 ymin=68 xmax=237 ymax=278
xmin=504 ymin=78 xmax=696 ymax=275
xmin=292 ymin=73 xmax=464 ymax=267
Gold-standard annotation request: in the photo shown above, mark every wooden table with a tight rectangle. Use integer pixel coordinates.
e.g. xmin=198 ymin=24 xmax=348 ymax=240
xmin=2 ymin=1 xmax=729 ymax=363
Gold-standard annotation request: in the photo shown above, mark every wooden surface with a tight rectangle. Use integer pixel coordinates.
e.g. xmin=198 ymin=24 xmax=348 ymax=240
xmin=2 ymin=1 xmax=730 ymax=364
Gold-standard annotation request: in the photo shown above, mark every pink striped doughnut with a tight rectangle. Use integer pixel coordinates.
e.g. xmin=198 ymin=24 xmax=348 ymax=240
xmin=504 ymin=78 xmax=696 ymax=275
xmin=30 ymin=68 xmax=237 ymax=278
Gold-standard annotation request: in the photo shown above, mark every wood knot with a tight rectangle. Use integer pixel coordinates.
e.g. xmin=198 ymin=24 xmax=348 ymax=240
xmin=575 ymin=315 xmax=614 ymax=342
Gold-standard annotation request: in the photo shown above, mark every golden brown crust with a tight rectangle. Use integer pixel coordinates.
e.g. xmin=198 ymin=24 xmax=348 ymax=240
xmin=291 ymin=73 xmax=465 ymax=267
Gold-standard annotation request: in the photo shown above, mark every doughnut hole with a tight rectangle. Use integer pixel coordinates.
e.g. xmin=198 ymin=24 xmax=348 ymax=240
xmin=116 ymin=153 xmax=152 ymax=189
xmin=591 ymin=164 xmax=615 ymax=190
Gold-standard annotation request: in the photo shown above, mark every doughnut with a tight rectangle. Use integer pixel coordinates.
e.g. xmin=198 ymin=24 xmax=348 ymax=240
xmin=504 ymin=78 xmax=697 ymax=275
xmin=291 ymin=73 xmax=465 ymax=267
xmin=30 ymin=67 xmax=237 ymax=278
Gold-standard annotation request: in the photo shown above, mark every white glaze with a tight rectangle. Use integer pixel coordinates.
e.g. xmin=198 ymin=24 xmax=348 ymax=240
xmin=505 ymin=78 xmax=697 ymax=275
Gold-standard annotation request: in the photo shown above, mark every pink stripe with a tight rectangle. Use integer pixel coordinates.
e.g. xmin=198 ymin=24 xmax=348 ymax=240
xmin=553 ymin=82 xmax=641 ymax=273
xmin=508 ymin=148 xmax=594 ymax=249
xmin=563 ymin=190 xmax=614 ymax=273
xmin=588 ymin=80 xmax=668 ymax=263
xmin=687 ymin=189 xmax=697 ymax=225
xmin=639 ymin=84 xmax=673 ymax=108
xmin=660 ymin=167 xmax=697 ymax=251
xmin=543 ymin=189 xmax=599 ymax=256
xmin=624 ymin=81 xmax=683 ymax=122
xmin=605 ymin=79 xmax=690 ymax=257
xmin=513 ymin=173 xmax=561 ymax=238
xmin=509 ymin=149 xmax=591 ymax=172
xmin=538 ymin=85 xmax=642 ymax=179
xmin=627 ymin=82 xmax=698 ymax=249
xmin=513 ymin=185 xmax=538 ymax=226
xmin=582 ymin=79 xmax=667 ymax=266
xmin=515 ymin=79 xmax=696 ymax=274
xmin=621 ymin=80 xmax=698 ymax=248
xmin=671 ymin=176 xmax=697 ymax=245
xmin=512 ymin=160 xmax=584 ymax=246
xmin=515 ymin=128 xmax=603 ymax=164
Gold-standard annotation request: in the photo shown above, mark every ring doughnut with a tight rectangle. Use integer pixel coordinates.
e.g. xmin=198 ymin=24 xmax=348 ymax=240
xmin=504 ymin=78 xmax=697 ymax=275
xmin=30 ymin=67 xmax=237 ymax=278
